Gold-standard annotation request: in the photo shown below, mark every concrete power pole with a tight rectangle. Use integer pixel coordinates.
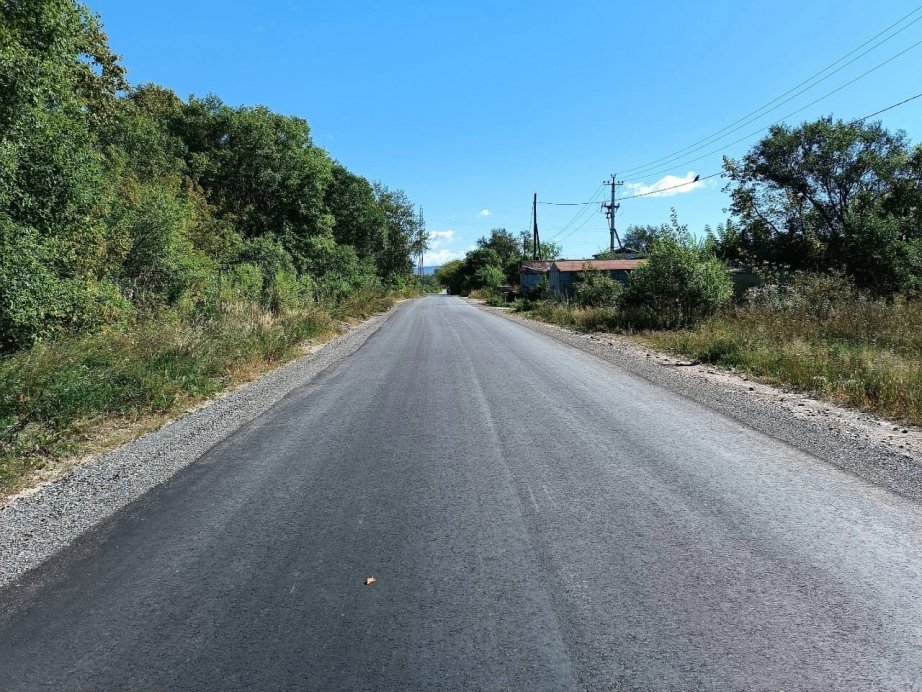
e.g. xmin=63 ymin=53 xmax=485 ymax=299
xmin=417 ymin=207 xmax=425 ymax=278
xmin=601 ymin=174 xmax=624 ymax=253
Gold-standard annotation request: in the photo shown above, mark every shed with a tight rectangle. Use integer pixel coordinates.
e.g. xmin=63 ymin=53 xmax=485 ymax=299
xmin=519 ymin=261 xmax=553 ymax=295
xmin=549 ymin=259 xmax=644 ymax=298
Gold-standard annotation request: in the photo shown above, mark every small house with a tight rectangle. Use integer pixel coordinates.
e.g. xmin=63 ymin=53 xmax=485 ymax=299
xmin=549 ymin=259 xmax=644 ymax=298
xmin=519 ymin=261 xmax=553 ymax=295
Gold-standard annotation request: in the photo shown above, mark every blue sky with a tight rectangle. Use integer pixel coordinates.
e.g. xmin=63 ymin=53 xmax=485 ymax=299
xmin=89 ymin=0 xmax=922 ymax=264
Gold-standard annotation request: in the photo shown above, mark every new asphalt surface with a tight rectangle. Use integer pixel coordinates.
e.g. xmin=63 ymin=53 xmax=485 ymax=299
xmin=2 ymin=296 xmax=922 ymax=689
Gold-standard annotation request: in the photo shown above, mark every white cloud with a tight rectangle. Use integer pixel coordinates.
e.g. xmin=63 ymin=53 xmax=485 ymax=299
xmin=425 ymin=249 xmax=467 ymax=265
xmin=423 ymin=229 xmax=464 ymax=266
xmin=625 ymin=172 xmax=705 ymax=198
xmin=478 ymin=209 xmax=491 ymax=217
xmin=429 ymin=230 xmax=455 ymax=242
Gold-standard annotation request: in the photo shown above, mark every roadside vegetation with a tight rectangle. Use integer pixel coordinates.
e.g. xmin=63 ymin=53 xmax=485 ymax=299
xmin=434 ymin=229 xmax=561 ymax=296
xmin=0 ymin=2 xmax=427 ymax=495
xmin=448 ymin=117 xmax=922 ymax=426
xmin=647 ymin=274 xmax=922 ymax=422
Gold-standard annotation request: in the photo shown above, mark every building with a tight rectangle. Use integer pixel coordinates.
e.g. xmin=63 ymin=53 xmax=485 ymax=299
xmin=518 ymin=261 xmax=553 ymax=295
xmin=548 ymin=259 xmax=644 ymax=298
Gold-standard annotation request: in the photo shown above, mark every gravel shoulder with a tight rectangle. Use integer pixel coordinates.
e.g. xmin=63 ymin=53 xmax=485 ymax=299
xmin=477 ymin=302 xmax=922 ymax=504
xmin=0 ymin=302 xmax=404 ymax=588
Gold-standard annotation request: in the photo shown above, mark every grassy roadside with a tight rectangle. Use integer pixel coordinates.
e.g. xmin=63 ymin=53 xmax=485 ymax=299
xmin=0 ymin=287 xmax=404 ymax=500
xmin=513 ymin=294 xmax=922 ymax=427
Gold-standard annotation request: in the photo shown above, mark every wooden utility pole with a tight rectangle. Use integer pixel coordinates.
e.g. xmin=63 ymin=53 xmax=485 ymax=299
xmin=532 ymin=193 xmax=542 ymax=261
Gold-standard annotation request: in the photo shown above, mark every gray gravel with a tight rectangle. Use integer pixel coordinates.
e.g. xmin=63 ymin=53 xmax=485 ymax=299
xmin=482 ymin=304 xmax=922 ymax=503
xmin=0 ymin=306 xmax=398 ymax=589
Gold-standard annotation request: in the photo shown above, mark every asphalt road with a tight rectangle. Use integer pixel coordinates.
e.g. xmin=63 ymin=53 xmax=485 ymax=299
xmin=2 ymin=296 xmax=922 ymax=689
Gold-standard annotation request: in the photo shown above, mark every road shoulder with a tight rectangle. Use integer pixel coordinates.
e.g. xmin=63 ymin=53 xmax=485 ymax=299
xmin=0 ymin=301 xmax=407 ymax=589
xmin=475 ymin=302 xmax=922 ymax=503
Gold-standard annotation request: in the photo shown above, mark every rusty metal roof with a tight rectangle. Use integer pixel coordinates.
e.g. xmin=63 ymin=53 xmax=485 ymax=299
xmin=551 ymin=259 xmax=644 ymax=272
xmin=519 ymin=261 xmax=553 ymax=272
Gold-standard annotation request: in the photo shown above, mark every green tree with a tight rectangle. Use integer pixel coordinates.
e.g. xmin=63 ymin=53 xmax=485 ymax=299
xmin=724 ymin=116 xmax=922 ymax=293
xmin=179 ymin=97 xmax=334 ymax=266
xmin=373 ymin=183 xmax=419 ymax=281
xmin=620 ymin=225 xmax=666 ymax=254
xmin=324 ymin=163 xmax=388 ymax=261
xmin=434 ymin=259 xmax=465 ymax=295
xmin=519 ymin=230 xmax=562 ymax=262
xmin=0 ymin=0 xmax=129 ymax=348
xmin=476 ymin=228 xmax=525 ymax=284
xmin=622 ymin=233 xmax=732 ymax=329
xmin=573 ymin=269 xmax=624 ymax=308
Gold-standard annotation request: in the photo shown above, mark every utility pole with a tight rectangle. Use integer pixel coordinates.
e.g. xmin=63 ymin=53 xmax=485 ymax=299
xmin=601 ymin=174 xmax=624 ymax=253
xmin=416 ymin=206 xmax=425 ymax=278
xmin=532 ymin=193 xmax=542 ymax=261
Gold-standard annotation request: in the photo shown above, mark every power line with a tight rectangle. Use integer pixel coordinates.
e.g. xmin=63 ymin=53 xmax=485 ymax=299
xmin=550 ymin=91 xmax=922 ymax=246
xmin=620 ymin=172 xmax=722 ymax=200
xmin=627 ymin=38 xmax=922 ymax=181
xmin=621 ymin=6 xmax=922 ymax=177
xmin=543 ymin=185 xmax=606 ymax=241
xmin=850 ymin=90 xmax=922 ymax=122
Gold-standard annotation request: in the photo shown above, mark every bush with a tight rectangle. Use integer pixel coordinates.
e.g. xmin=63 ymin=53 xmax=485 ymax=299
xmin=746 ymin=271 xmax=857 ymax=320
xmin=0 ymin=218 xmax=133 ymax=351
xmin=115 ymin=185 xmax=213 ymax=305
xmin=524 ymin=276 xmax=549 ymax=300
xmin=573 ymin=272 xmax=624 ymax=308
xmin=622 ymin=236 xmax=732 ymax=329
xmin=476 ymin=265 xmax=505 ymax=289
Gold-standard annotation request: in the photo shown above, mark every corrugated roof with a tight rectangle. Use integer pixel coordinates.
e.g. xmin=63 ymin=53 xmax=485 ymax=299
xmin=520 ymin=261 xmax=553 ymax=272
xmin=552 ymin=259 xmax=644 ymax=272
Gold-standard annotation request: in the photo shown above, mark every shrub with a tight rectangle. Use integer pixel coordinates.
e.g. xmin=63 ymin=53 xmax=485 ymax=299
xmin=746 ymin=271 xmax=857 ymax=320
xmin=622 ymin=236 xmax=733 ymax=329
xmin=115 ymin=185 xmax=213 ymax=305
xmin=573 ymin=271 xmax=624 ymax=308
xmin=0 ymin=218 xmax=133 ymax=351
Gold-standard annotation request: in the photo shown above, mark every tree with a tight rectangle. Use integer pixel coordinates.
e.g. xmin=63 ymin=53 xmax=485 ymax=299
xmin=179 ymin=97 xmax=334 ymax=263
xmin=573 ymin=270 xmax=623 ymax=308
xmin=434 ymin=259 xmax=465 ymax=295
xmin=519 ymin=231 xmax=562 ymax=262
xmin=0 ymin=0 xmax=129 ymax=348
xmin=0 ymin=0 xmax=426 ymax=352
xmin=704 ymin=219 xmax=744 ymax=264
xmin=724 ymin=116 xmax=922 ymax=292
xmin=324 ymin=163 xmax=388 ymax=261
xmin=620 ymin=225 xmax=667 ymax=254
xmin=476 ymin=228 xmax=525 ymax=284
xmin=373 ymin=183 xmax=418 ymax=281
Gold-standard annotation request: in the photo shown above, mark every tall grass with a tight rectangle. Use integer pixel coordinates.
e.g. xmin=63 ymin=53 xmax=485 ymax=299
xmin=0 ymin=290 xmax=397 ymax=496
xmin=647 ymin=296 xmax=922 ymax=423
xmin=520 ymin=300 xmax=622 ymax=332
xmin=517 ymin=274 xmax=922 ymax=425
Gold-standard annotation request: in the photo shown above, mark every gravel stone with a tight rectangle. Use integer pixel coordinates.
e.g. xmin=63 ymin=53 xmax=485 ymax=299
xmin=0 ymin=306 xmax=399 ymax=588
xmin=477 ymin=303 xmax=922 ymax=504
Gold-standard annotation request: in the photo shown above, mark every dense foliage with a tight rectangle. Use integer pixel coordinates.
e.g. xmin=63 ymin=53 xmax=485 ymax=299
xmin=0 ymin=0 xmax=425 ymax=353
xmin=723 ymin=117 xmax=922 ymax=295
xmin=621 ymin=233 xmax=733 ymax=329
xmin=434 ymin=228 xmax=560 ymax=295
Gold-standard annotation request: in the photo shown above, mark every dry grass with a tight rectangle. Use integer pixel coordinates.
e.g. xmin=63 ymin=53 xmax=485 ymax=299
xmin=517 ymin=284 xmax=922 ymax=425
xmin=0 ymin=289 xmax=398 ymax=498
xmin=645 ymin=297 xmax=922 ymax=424
xmin=518 ymin=300 xmax=622 ymax=332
